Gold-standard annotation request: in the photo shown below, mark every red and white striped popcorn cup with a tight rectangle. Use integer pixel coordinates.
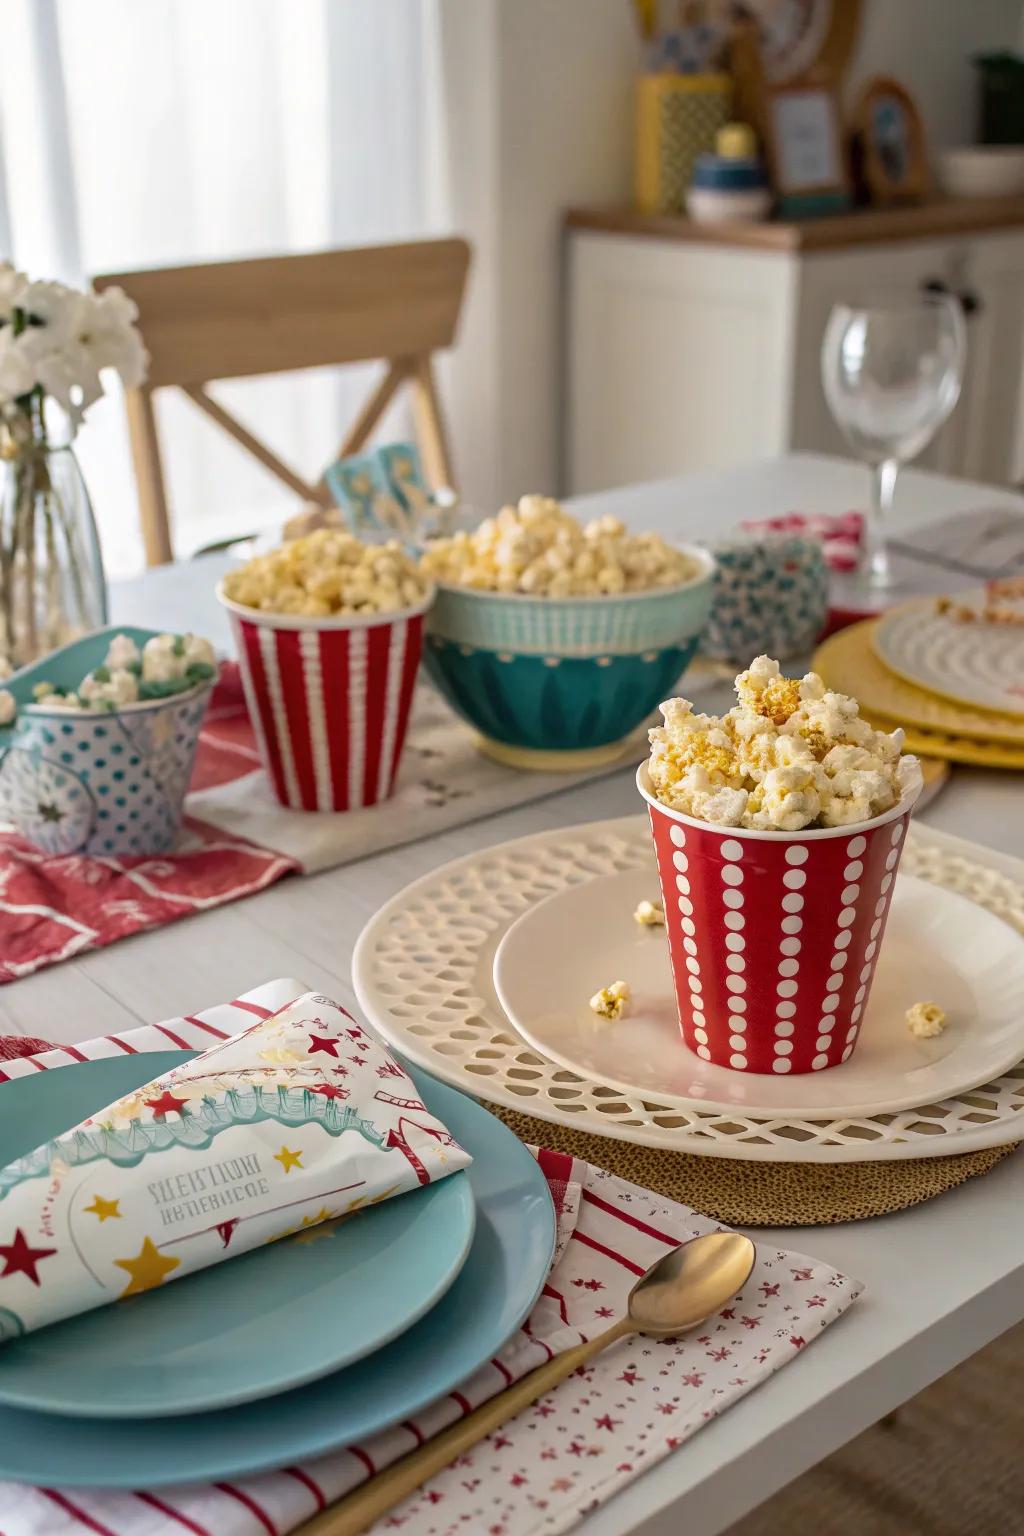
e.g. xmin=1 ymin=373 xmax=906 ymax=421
xmin=638 ymin=763 xmax=921 ymax=1075
xmin=218 ymin=586 xmax=434 ymax=812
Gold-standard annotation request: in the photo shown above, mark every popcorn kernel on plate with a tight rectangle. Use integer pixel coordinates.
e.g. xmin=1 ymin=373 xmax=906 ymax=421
xmin=589 ymin=980 xmax=631 ymax=1022
xmin=906 ymin=1001 xmax=947 ymax=1039
xmin=633 ymin=899 xmax=665 ymax=927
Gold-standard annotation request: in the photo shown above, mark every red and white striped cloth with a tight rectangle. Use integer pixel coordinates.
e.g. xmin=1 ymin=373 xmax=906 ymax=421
xmin=0 ymin=980 xmax=862 ymax=1536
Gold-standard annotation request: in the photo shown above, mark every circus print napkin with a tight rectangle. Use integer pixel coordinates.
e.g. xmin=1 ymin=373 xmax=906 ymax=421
xmin=0 ymin=993 xmax=470 ymax=1340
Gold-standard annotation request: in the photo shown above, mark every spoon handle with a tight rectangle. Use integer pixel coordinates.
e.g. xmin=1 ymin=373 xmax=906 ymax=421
xmin=302 ymin=1317 xmax=635 ymax=1536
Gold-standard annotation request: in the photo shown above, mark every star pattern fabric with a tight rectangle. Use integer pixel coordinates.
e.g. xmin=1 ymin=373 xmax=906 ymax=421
xmin=113 ymin=1238 xmax=181 ymax=1296
xmin=0 ymin=990 xmax=470 ymax=1340
xmin=84 ymin=1195 xmax=121 ymax=1222
xmin=0 ymin=1229 xmax=57 ymax=1287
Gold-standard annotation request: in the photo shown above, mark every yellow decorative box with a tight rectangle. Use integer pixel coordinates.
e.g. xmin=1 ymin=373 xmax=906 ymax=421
xmin=635 ymin=73 xmax=733 ymax=214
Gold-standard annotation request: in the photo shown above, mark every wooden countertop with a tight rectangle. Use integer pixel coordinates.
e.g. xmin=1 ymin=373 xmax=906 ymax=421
xmin=566 ymin=197 xmax=1024 ymax=253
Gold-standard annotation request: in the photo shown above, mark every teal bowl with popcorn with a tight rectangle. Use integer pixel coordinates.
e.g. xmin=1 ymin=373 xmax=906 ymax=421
xmin=0 ymin=626 xmax=216 ymax=857
xmin=422 ymin=547 xmax=715 ymax=769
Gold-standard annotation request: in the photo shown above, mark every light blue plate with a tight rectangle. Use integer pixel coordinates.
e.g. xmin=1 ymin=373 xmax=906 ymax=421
xmin=0 ymin=1057 xmax=476 ymax=1419
xmin=0 ymin=1054 xmax=554 ymax=1486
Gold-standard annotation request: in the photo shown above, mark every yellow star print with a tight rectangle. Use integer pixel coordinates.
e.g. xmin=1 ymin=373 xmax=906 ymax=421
xmin=301 ymin=1208 xmax=334 ymax=1227
xmin=114 ymin=1238 xmax=181 ymax=1296
xmin=274 ymin=1145 xmax=304 ymax=1173
xmin=84 ymin=1195 xmax=121 ymax=1222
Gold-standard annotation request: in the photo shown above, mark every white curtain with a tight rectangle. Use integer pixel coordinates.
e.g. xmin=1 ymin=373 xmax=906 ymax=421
xmin=0 ymin=0 xmax=446 ymax=576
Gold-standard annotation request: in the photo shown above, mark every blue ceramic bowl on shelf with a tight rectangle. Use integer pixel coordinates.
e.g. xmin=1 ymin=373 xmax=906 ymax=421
xmin=0 ymin=626 xmax=214 ymax=857
xmin=422 ymin=547 xmax=715 ymax=770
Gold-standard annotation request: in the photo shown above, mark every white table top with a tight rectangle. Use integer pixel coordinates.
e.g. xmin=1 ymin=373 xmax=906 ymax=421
xmin=5 ymin=452 xmax=1024 ymax=1534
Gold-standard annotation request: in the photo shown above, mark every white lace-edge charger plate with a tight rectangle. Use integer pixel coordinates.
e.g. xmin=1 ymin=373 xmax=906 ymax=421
xmin=492 ymin=868 xmax=1024 ymax=1119
xmin=352 ymin=816 xmax=1024 ymax=1163
xmin=874 ymin=594 xmax=1024 ymax=719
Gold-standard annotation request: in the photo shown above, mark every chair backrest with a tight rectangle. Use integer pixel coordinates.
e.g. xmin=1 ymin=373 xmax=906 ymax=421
xmin=94 ymin=238 xmax=472 ymax=566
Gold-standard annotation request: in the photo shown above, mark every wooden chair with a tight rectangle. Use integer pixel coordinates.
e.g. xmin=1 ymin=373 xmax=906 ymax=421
xmin=93 ymin=238 xmax=472 ymax=566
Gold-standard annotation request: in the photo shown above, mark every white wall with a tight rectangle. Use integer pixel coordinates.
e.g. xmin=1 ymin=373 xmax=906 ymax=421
xmin=443 ymin=0 xmax=1023 ymax=516
xmin=439 ymin=0 xmax=639 ymax=514
xmin=844 ymin=0 xmax=1022 ymax=148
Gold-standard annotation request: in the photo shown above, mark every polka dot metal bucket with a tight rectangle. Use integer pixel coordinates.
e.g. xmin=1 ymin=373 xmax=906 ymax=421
xmin=0 ymin=626 xmax=214 ymax=857
xmin=638 ymin=764 xmax=922 ymax=1075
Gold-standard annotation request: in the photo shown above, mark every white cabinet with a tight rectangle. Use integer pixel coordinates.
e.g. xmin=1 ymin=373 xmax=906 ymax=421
xmin=566 ymin=218 xmax=1024 ymax=494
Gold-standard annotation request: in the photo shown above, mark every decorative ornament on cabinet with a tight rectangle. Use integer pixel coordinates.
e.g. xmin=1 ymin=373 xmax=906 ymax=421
xmin=763 ymin=76 xmax=852 ymax=218
xmin=853 ymin=77 xmax=930 ymax=206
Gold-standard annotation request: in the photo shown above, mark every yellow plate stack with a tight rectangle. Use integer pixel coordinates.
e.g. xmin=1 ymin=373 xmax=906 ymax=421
xmin=813 ymin=618 xmax=1024 ymax=770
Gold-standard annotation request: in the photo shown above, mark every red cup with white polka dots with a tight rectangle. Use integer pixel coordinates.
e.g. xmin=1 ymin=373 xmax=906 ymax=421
xmin=638 ymin=764 xmax=921 ymax=1075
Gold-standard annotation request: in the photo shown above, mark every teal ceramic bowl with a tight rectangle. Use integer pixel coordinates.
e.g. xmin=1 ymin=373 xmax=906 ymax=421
xmin=0 ymin=626 xmax=214 ymax=856
xmin=423 ymin=546 xmax=715 ymax=769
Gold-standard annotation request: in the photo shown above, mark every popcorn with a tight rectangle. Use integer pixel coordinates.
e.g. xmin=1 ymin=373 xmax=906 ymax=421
xmin=222 ymin=529 xmax=431 ymax=618
xmin=105 ymin=634 xmax=140 ymax=672
xmin=28 ymin=632 xmax=215 ymax=716
xmin=420 ymin=495 xmax=701 ymax=597
xmin=633 ymin=898 xmax=665 ymax=927
xmin=647 ymin=655 xmax=923 ymax=831
xmin=906 ymin=1001 xmax=947 ymax=1039
xmin=79 ymin=668 xmax=140 ymax=709
xmin=0 ymin=689 xmax=14 ymax=725
xmin=589 ymin=980 xmax=631 ymax=1022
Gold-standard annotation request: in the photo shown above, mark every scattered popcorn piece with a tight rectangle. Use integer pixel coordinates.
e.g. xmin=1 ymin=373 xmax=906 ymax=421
xmin=633 ymin=898 xmax=665 ymax=927
xmin=589 ymin=980 xmax=631 ymax=1022
xmin=421 ymin=495 xmax=701 ymax=597
xmin=0 ymin=689 xmax=15 ymax=726
xmin=938 ymin=581 xmax=1024 ymax=627
xmin=223 ymin=528 xmax=431 ymax=618
xmin=647 ymin=654 xmax=923 ymax=831
xmin=0 ymin=658 xmax=11 ymax=682
xmin=906 ymin=1001 xmax=947 ymax=1039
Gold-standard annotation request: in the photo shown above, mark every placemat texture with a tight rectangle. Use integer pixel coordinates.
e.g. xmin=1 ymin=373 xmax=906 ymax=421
xmin=492 ymin=1108 xmax=1018 ymax=1226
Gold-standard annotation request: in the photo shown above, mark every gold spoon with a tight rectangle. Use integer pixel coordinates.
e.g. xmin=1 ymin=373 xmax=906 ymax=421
xmin=302 ymin=1230 xmax=757 ymax=1536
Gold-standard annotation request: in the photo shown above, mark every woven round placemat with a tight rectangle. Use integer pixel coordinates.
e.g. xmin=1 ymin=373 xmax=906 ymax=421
xmin=494 ymin=1107 xmax=1018 ymax=1226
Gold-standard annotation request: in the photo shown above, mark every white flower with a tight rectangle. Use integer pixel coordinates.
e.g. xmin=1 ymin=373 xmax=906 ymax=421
xmin=0 ymin=263 xmax=27 ymax=323
xmin=0 ymin=329 xmax=37 ymax=402
xmin=0 ymin=265 xmax=150 ymax=426
xmin=16 ymin=280 xmax=77 ymax=345
xmin=92 ymin=286 xmax=148 ymax=384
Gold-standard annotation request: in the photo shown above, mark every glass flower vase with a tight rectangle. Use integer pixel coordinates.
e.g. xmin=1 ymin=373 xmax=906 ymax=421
xmin=0 ymin=409 xmax=107 ymax=671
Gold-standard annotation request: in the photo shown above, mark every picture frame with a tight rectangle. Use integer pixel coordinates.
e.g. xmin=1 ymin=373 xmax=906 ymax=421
xmin=763 ymin=81 xmax=852 ymax=218
xmin=854 ymin=76 xmax=929 ymax=204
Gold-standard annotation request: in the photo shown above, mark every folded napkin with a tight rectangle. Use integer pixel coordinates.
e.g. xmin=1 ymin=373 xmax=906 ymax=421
xmin=0 ymin=993 xmax=469 ymax=1340
xmin=0 ymin=987 xmax=863 ymax=1536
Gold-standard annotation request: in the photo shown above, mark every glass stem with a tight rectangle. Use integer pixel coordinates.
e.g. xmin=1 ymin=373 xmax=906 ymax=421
xmin=865 ymin=458 xmax=899 ymax=588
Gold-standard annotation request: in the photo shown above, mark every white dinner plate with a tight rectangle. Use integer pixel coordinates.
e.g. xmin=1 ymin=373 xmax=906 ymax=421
xmin=874 ymin=594 xmax=1024 ymax=719
xmin=492 ymin=868 xmax=1024 ymax=1119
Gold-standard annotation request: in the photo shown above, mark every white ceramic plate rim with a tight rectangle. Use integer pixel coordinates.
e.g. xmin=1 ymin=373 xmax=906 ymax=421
xmin=873 ymin=596 xmax=1024 ymax=720
xmin=492 ymin=871 xmax=1024 ymax=1118
xmin=352 ymin=814 xmax=1024 ymax=1162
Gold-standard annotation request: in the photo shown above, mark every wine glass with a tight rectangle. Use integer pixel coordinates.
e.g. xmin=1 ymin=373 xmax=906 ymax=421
xmin=821 ymin=293 xmax=966 ymax=588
